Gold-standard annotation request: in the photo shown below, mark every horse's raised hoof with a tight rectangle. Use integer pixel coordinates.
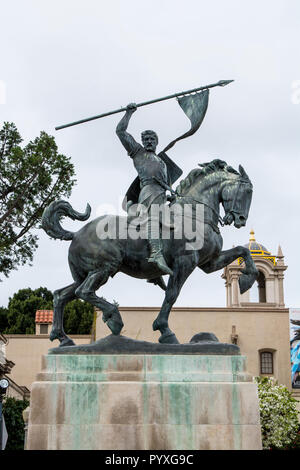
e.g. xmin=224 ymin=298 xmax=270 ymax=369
xmin=107 ymin=318 xmax=124 ymax=336
xmin=159 ymin=332 xmax=180 ymax=344
xmin=239 ymin=272 xmax=258 ymax=294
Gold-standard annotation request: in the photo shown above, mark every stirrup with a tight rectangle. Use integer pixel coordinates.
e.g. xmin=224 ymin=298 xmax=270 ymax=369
xmin=148 ymin=252 xmax=173 ymax=276
xmin=147 ymin=277 xmax=167 ymax=291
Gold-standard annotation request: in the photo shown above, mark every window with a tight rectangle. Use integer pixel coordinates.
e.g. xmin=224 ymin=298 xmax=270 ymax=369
xmin=249 ymin=271 xmax=267 ymax=303
xmin=40 ymin=324 xmax=48 ymax=334
xmin=257 ymin=271 xmax=266 ymax=303
xmin=260 ymin=351 xmax=273 ymax=374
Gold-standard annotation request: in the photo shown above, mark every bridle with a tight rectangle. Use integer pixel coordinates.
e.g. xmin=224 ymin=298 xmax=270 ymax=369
xmin=175 ymin=177 xmax=251 ymax=229
xmin=176 ymin=194 xmax=224 ymax=227
xmin=223 ymin=178 xmax=252 ymax=222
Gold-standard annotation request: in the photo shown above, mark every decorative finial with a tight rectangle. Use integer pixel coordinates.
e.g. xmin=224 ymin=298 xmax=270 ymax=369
xmin=277 ymin=245 xmax=284 ymax=258
xmin=277 ymin=245 xmax=284 ymax=266
xmin=249 ymin=229 xmax=255 ymax=242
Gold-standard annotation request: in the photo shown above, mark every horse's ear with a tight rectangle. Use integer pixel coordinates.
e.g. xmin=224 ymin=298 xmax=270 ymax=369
xmin=239 ymin=165 xmax=250 ymax=181
xmin=227 ymin=166 xmax=239 ymax=175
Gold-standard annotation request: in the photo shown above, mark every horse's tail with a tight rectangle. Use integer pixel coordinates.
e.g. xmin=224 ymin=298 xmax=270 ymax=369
xmin=41 ymin=200 xmax=91 ymax=241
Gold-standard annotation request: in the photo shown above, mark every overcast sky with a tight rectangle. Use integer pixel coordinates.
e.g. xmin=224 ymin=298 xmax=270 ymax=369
xmin=1 ymin=0 xmax=300 ymax=310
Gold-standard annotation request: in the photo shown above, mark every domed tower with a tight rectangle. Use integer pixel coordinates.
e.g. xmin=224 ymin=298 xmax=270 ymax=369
xmin=223 ymin=229 xmax=287 ymax=307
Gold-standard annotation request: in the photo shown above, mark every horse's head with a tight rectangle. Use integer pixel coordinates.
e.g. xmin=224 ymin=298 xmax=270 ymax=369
xmin=221 ymin=165 xmax=253 ymax=228
xmin=176 ymin=159 xmax=253 ymax=229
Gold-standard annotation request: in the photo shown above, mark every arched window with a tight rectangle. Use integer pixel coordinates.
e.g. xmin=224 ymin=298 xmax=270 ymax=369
xmin=260 ymin=351 xmax=274 ymax=374
xmin=257 ymin=271 xmax=266 ymax=303
xmin=250 ymin=270 xmax=266 ymax=303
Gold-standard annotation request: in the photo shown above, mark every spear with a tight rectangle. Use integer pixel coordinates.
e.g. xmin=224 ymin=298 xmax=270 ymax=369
xmin=55 ymin=79 xmax=234 ymax=131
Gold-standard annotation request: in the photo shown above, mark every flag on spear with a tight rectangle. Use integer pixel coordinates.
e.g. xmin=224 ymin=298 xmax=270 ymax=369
xmin=163 ymin=89 xmax=209 ymax=152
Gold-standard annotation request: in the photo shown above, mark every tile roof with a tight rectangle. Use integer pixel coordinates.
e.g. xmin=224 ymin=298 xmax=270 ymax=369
xmin=35 ymin=310 xmax=53 ymax=324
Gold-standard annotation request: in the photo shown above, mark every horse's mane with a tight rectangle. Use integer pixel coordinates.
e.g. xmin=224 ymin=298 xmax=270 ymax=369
xmin=175 ymin=159 xmax=250 ymax=196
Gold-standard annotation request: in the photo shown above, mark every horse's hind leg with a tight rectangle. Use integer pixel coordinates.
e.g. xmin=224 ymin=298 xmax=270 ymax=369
xmin=75 ymin=269 xmax=124 ymax=335
xmin=50 ymin=282 xmax=79 ymax=347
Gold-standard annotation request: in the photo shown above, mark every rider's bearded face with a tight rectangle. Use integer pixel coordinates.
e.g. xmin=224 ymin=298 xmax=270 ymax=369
xmin=142 ymin=132 xmax=158 ymax=152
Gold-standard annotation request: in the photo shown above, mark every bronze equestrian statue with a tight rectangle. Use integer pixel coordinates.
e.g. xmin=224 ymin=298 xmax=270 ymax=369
xmin=42 ymin=159 xmax=257 ymax=346
xmin=43 ymin=81 xmax=258 ymax=347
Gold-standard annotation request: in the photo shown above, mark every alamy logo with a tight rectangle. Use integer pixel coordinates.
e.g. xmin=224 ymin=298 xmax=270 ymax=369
xmin=96 ymin=202 xmax=205 ymax=250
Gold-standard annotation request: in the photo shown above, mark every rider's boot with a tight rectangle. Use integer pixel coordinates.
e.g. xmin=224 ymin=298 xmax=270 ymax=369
xmin=147 ymin=239 xmax=173 ymax=276
xmin=147 ymin=276 xmax=167 ymax=291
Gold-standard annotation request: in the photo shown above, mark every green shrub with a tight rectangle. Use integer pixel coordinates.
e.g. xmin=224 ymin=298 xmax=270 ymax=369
xmin=255 ymin=376 xmax=299 ymax=450
xmin=2 ymin=397 xmax=29 ymax=450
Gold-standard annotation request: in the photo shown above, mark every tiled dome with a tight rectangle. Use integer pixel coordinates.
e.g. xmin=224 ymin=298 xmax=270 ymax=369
xmin=244 ymin=229 xmax=276 ymax=264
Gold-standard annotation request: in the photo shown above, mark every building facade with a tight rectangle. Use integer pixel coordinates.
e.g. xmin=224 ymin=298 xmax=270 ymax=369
xmin=0 ymin=333 xmax=30 ymax=400
xmin=5 ymin=311 xmax=91 ymax=391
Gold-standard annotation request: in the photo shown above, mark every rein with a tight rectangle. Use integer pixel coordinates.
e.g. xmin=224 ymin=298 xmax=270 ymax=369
xmin=175 ymin=177 xmax=250 ymax=232
xmin=175 ymin=195 xmax=224 ymax=229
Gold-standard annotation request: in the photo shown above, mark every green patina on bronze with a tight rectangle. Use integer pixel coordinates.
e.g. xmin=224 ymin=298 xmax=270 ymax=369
xmin=33 ymin=353 xmax=260 ymax=450
xmin=44 ymin=353 xmax=248 ymax=383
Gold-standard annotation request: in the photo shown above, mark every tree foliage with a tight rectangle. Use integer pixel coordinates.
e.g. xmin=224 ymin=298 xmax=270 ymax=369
xmin=256 ymin=376 xmax=299 ymax=449
xmin=0 ymin=122 xmax=76 ymax=279
xmin=4 ymin=287 xmax=53 ymax=334
xmin=2 ymin=287 xmax=94 ymax=335
xmin=64 ymin=300 xmax=95 ymax=335
xmin=0 ymin=306 xmax=9 ymax=331
xmin=2 ymin=397 xmax=29 ymax=450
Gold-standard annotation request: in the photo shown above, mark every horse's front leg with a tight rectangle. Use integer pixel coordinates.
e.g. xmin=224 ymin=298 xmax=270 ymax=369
xmin=152 ymin=257 xmax=196 ymax=344
xmin=201 ymin=246 xmax=258 ymax=294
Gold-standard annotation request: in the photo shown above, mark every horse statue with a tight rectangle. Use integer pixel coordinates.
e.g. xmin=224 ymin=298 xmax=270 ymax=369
xmin=42 ymin=159 xmax=258 ymax=347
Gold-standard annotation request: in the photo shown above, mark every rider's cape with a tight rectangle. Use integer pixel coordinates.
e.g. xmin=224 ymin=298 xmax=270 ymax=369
xmin=122 ymin=89 xmax=210 ymax=210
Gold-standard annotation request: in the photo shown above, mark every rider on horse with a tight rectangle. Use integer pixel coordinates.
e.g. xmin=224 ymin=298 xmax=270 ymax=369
xmin=116 ymin=103 xmax=179 ymax=276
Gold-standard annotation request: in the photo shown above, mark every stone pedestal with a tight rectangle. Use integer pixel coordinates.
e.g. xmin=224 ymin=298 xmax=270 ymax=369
xmin=26 ymin=354 xmax=262 ymax=450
